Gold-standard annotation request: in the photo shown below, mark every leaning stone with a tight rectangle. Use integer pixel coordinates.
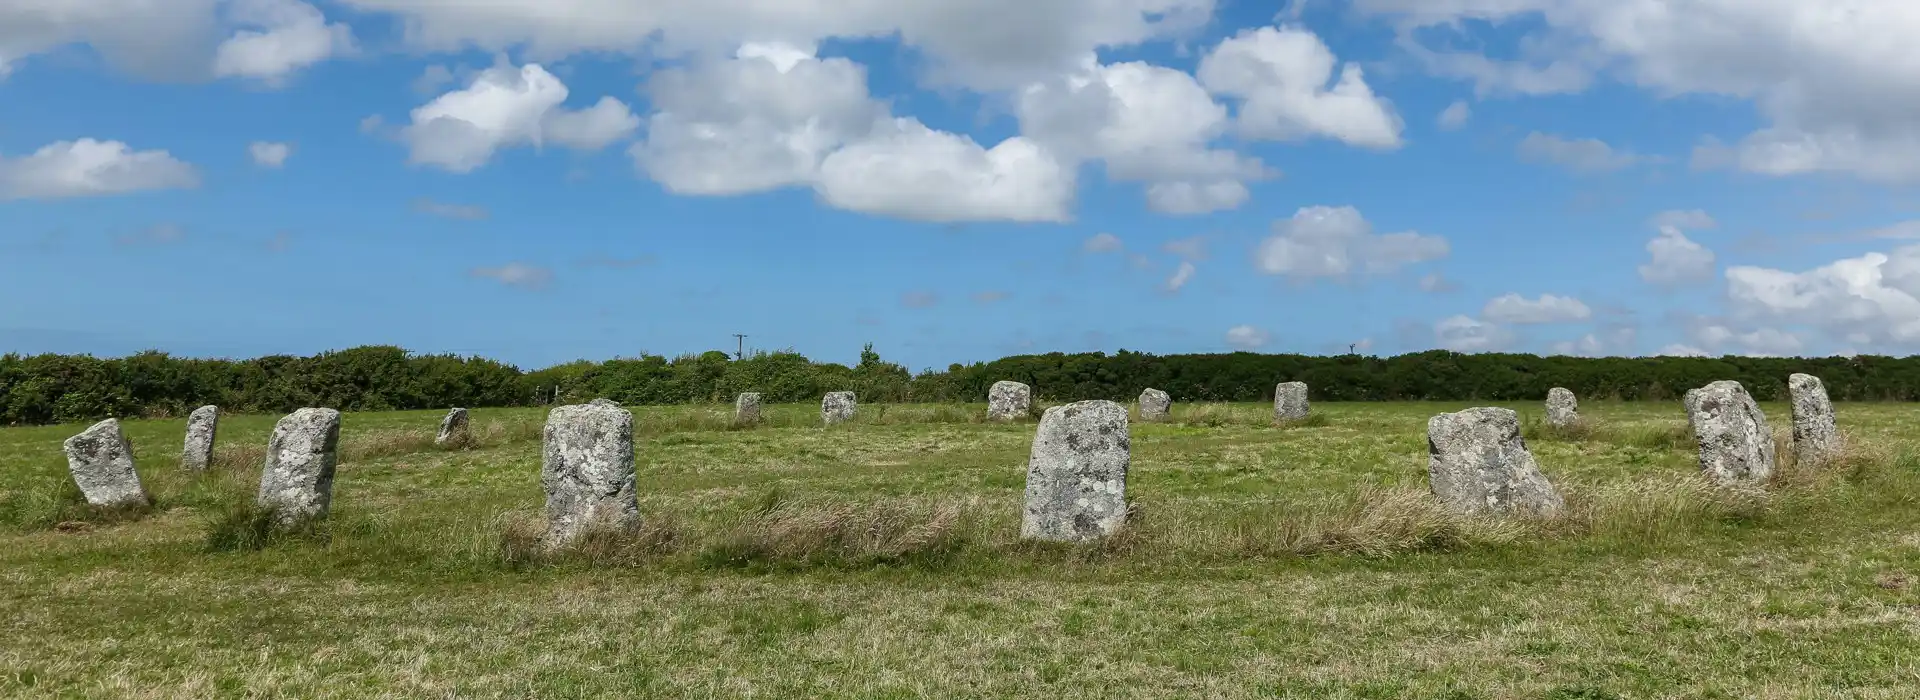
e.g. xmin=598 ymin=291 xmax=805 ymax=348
xmin=1546 ymin=388 xmax=1579 ymax=428
xmin=988 ymin=381 xmax=1033 ymax=421
xmin=1687 ymin=380 xmax=1775 ymax=484
xmin=257 ymin=408 xmax=343 ymax=525
xmin=181 ymin=405 xmax=220 ymax=471
xmin=736 ymin=393 xmax=763 ymax=424
xmin=63 ymin=419 xmax=150 ymax=508
xmin=1274 ymin=382 xmax=1310 ymax=421
xmin=588 ymin=398 xmax=621 ymax=407
xmin=435 ymin=408 xmax=470 ymax=447
xmin=1788 ymin=373 xmax=1840 ymax=466
xmin=1426 ymin=407 xmax=1564 ymax=517
xmin=822 ymin=391 xmax=857 ymax=425
xmin=1138 ymin=388 xmax=1171 ymax=421
xmin=541 ymin=403 xmax=639 ymax=547
xmin=1022 ymin=400 xmax=1131 ymax=542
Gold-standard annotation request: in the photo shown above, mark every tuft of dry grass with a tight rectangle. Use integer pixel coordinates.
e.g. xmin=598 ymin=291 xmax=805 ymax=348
xmin=1217 ymin=487 xmax=1528 ymax=558
xmin=495 ymin=511 xmax=684 ymax=570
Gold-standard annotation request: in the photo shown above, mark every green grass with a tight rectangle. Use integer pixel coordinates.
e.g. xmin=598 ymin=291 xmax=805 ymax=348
xmin=2 ymin=401 xmax=1918 ymax=698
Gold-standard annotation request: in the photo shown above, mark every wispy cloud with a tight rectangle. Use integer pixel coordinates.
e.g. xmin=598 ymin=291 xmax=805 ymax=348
xmin=470 ymin=263 xmax=552 ymax=290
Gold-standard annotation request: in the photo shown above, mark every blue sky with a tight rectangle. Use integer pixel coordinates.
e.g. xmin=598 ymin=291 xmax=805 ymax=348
xmin=4 ymin=0 xmax=1920 ymax=371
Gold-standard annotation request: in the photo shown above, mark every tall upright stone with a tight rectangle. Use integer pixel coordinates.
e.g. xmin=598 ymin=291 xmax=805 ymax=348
xmin=1274 ymin=382 xmax=1310 ymax=422
xmin=1788 ymin=373 xmax=1839 ymax=466
xmin=257 ymin=408 xmax=342 ymax=525
xmin=63 ymin=419 xmax=149 ymax=508
xmin=822 ymin=391 xmax=857 ymax=426
xmin=436 ymin=408 xmax=470 ymax=447
xmin=1137 ymin=388 xmax=1171 ymax=422
xmin=735 ymin=392 xmax=763 ymax=424
xmin=1545 ymin=388 xmax=1579 ymax=428
xmin=988 ymin=381 xmax=1033 ymax=421
xmin=1686 ymin=380 xmax=1775 ymax=484
xmin=1426 ymin=408 xmax=1564 ymax=517
xmin=1022 ymin=400 xmax=1131 ymax=542
xmin=181 ymin=405 xmax=220 ymax=471
xmin=541 ymin=403 xmax=639 ymax=547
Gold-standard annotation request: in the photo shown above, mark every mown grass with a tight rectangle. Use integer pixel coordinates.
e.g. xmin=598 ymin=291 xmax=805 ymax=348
xmin=2 ymin=400 xmax=1918 ymax=698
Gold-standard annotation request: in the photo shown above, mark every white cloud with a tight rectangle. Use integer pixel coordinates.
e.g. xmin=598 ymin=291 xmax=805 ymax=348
xmin=1724 ymin=246 xmax=1920 ymax=350
xmin=815 ymin=118 xmax=1075 ymax=223
xmin=1437 ymin=100 xmax=1470 ymax=130
xmin=1418 ymin=272 xmax=1459 ymax=293
xmin=1651 ymin=209 xmax=1717 ymax=231
xmin=1517 ymin=132 xmax=1648 ymax=173
xmin=0 ymin=139 xmax=199 ymax=200
xmin=1482 ymin=293 xmax=1591 ymax=324
xmin=1164 ymin=261 xmax=1196 ymax=292
xmin=1548 ymin=334 xmax=1604 ymax=357
xmin=470 ymin=262 xmax=552 ymax=290
xmin=1083 ymin=232 xmax=1123 ymax=253
xmin=213 ymin=0 xmax=353 ymax=83
xmin=1639 ymin=226 xmax=1717 ymax=287
xmin=1655 ymin=344 xmax=1711 ymax=357
xmin=0 ymin=0 xmax=223 ymax=81
xmin=1433 ymin=315 xmax=1514 ymax=352
xmin=1686 ymin=322 xmax=1807 ymax=357
xmin=403 ymin=61 xmax=638 ymax=173
xmin=1549 ymin=325 xmax=1636 ymax=357
xmin=1255 ymin=205 xmax=1449 ymax=279
xmin=1197 ymin=25 xmax=1403 ymax=149
xmin=1144 ymin=180 xmax=1249 ymax=215
xmin=248 ymin=141 xmax=291 ymax=168
xmin=1226 ymin=324 xmax=1269 ymax=350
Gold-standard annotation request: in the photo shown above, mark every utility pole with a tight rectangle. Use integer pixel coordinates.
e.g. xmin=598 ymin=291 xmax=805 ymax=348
xmin=732 ymin=333 xmax=748 ymax=360
xmin=1348 ymin=343 xmax=1357 ymax=355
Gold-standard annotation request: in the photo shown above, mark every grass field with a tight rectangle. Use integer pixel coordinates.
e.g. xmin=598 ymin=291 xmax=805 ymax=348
xmin=2 ymin=401 xmax=1918 ymax=698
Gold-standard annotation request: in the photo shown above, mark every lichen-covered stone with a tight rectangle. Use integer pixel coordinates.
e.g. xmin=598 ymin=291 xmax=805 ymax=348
xmin=1022 ymin=400 xmax=1131 ymax=542
xmin=1687 ymin=380 xmax=1775 ymax=484
xmin=736 ymin=393 xmax=763 ymax=424
xmin=63 ymin=419 xmax=149 ymax=508
xmin=1546 ymin=388 xmax=1579 ymax=428
xmin=1274 ymin=382 xmax=1310 ymax=421
xmin=822 ymin=391 xmax=857 ymax=425
xmin=588 ymin=398 xmax=621 ymax=407
xmin=1137 ymin=388 xmax=1171 ymax=421
xmin=435 ymin=407 xmax=470 ymax=447
xmin=257 ymin=408 xmax=342 ymax=524
xmin=988 ymin=381 xmax=1033 ymax=421
xmin=1426 ymin=407 xmax=1564 ymax=517
xmin=1788 ymin=373 xmax=1839 ymax=466
xmin=541 ymin=403 xmax=640 ymax=547
xmin=181 ymin=405 xmax=219 ymax=471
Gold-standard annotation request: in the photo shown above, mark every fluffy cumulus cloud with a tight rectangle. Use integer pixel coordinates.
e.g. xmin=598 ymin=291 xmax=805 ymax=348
xmin=1433 ymin=315 xmax=1514 ymax=352
xmin=1197 ymin=25 xmax=1403 ymax=149
xmin=403 ymin=61 xmax=638 ymax=173
xmin=0 ymin=139 xmax=199 ymax=200
xmin=248 ymin=141 xmax=291 ymax=168
xmin=1255 ymin=205 xmax=1449 ymax=279
xmin=1226 ymin=325 xmax=1270 ymax=350
xmin=1639 ymin=212 xmax=1718 ymax=287
xmin=0 ymin=0 xmax=347 ymax=83
xmin=213 ymin=0 xmax=354 ymax=83
xmin=814 ymin=119 xmax=1074 ymax=223
xmin=1482 ymin=293 xmax=1591 ymax=324
xmin=1516 ymin=132 xmax=1649 ymax=173
xmin=1724 ymin=246 xmax=1920 ymax=350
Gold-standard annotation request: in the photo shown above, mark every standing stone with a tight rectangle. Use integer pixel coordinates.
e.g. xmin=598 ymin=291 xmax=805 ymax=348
xmin=1788 ymin=373 xmax=1840 ymax=466
xmin=1022 ymin=400 xmax=1131 ymax=542
xmin=63 ymin=419 xmax=150 ymax=508
xmin=735 ymin=392 xmax=763 ymax=424
xmin=181 ymin=405 xmax=220 ymax=471
xmin=1426 ymin=408 xmax=1564 ymax=517
xmin=822 ymin=391 xmax=857 ymax=426
xmin=541 ymin=403 xmax=639 ymax=547
xmin=257 ymin=408 xmax=342 ymax=525
xmin=1545 ymin=388 xmax=1579 ymax=428
xmin=1686 ymin=380 xmax=1775 ymax=484
xmin=1274 ymin=382 xmax=1310 ymax=422
xmin=588 ymin=398 xmax=621 ymax=408
xmin=987 ymin=381 xmax=1033 ymax=421
xmin=435 ymin=408 xmax=470 ymax=447
xmin=1137 ymin=388 xmax=1171 ymax=422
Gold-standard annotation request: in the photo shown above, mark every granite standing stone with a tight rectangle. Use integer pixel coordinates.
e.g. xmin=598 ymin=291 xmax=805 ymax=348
xmin=181 ymin=405 xmax=220 ymax=471
xmin=1274 ymin=382 xmax=1310 ymax=422
xmin=1546 ymin=388 xmax=1579 ymax=428
xmin=1788 ymin=373 xmax=1839 ymax=466
xmin=736 ymin=392 xmax=763 ymax=424
xmin=988 ymin=381 xmax=1033 ymax=421
xmin=436 ymin=407 xmax=470 ymax=447
xmin=1426 ymin=407 xmax=1564 ymax=517
xmin=822 ymin=391 xmax=857 ymax=425
xmin=1022 ymin=400 xmax=1131 ymax=542
xmin=541 ymin=403 xmax=639 ymax=547
xmin=589 ymin=398 xmax=621 ymax=408
xmin=63 ymin=418 xmax=149 ymax=508
xmin=257 ymin=408 xmax=342 ymax=524
xmin=1687 ymin=380 xmax=1775 ymax=484
xmin=1138 ymin=388 xmax=1171 ymax=422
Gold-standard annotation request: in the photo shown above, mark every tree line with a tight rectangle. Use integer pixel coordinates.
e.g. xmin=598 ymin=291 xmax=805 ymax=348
xmin=1 ymin=345 xmax=1909 ymax=425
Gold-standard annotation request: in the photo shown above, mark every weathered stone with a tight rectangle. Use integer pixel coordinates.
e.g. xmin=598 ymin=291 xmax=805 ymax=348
xmin=63 ymin=419 xmax=149 ymax=508
xmin=1789 ymin=373 xmax=1840 ymax=466
xmin=588 ymin=398 xmax=621 ymax=407
xmin=1274 ymin=382 xmax=1310 ymax=421
xmin=541 ymin=403 xmax=639 ymax=547
xmin=1137 ymin=388 xmax=1171 ymax=421
xmin=822 ymin=391 xmax=857 ymax=425
xmin=1686 ymin=380 xmax=1775 ymax=484
xmin=1426 ymin=407 xmax=1564 ymax=517
xmin=735 ymin=393 xmax=763 ymax=424
xmin=1546 ymin=388 xmax=1579 ymax=428
xmin=1022 ymin=400 xmax=1131 ymax=542
xmin=181 ymin=405 xmax=219 ymax=471
xmin=988 ymin=381 xmax=1033 ymax=421
xmin=257 ymin=408 xmax=342 ymax=524
xmin=436 ymin=407 xmax=470 ymax=447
